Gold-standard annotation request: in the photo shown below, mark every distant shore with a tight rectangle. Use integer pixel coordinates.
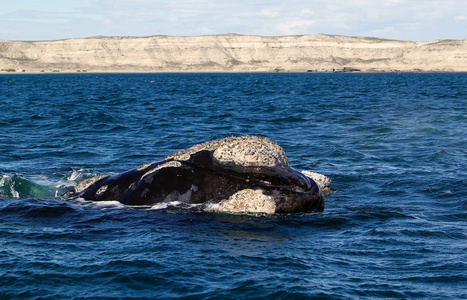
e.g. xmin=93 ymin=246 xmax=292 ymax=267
xmin=1 ymin=70 xmax=465 ymax=74
xmin=1 ymin=34 xmax=466 ymax=73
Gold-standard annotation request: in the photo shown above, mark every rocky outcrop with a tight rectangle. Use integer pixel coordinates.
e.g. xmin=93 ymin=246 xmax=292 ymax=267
xmin=1 ymin=34 xmax=465 ymax=73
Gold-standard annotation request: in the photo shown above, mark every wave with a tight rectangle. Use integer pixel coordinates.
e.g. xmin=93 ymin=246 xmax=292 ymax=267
xmin=0 ymin=174 xmax=56 ymax=199
xmin=0 ymin=170 xmax=92 ymax=200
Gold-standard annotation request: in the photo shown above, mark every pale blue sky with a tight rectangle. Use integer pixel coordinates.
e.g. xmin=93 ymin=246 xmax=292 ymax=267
xmin=1 ymin=0 xmax=466 ymax=41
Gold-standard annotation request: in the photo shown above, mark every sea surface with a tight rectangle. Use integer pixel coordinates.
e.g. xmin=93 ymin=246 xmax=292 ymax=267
xmin=0 ymin=73 xmax=466 ymax=299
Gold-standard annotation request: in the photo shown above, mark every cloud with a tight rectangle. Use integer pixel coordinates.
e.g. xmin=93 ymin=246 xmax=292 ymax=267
xmin=276 ymin=19 xmax=315 ymax=35
xmin=1 ymin=0 xmax=466 ymax=41
xmin=260 ymin=8 xmax=280 ymax=18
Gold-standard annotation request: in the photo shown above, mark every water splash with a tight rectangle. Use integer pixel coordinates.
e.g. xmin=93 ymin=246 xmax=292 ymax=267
xmin=0 ymin=173 xmax=78 ymax=199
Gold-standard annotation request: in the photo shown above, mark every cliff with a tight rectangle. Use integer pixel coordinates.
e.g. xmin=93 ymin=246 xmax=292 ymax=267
xmin=0 ymin=34 xmax=466 ymax=73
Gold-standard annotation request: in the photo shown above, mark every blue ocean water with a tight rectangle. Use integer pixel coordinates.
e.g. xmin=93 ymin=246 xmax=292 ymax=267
xmin=0 ymin=73 xmax=466 ymax=299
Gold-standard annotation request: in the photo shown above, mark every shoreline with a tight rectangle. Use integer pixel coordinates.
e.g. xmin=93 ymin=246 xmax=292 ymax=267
xmin=1 ymin=34 xmax=466 ymax=73
xmin=1 ymin=69 xmax=466 ymax=75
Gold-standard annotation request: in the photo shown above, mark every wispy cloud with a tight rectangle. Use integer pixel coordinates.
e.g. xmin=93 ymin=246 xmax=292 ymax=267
xmin=0 ymin=0 xmax=466 ymax=41
xmin=260 ymin=8 xmax=281 ymax=18
xmin=276 ymin=19 xmax=315 ymax=35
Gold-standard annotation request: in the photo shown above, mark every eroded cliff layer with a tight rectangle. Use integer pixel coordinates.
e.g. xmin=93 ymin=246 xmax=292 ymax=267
xmin=1 ymin=34 xmax=466 ymax=73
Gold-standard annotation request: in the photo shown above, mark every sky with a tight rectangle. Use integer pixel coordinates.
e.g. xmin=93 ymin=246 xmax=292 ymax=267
xmin=1 ymin=0 xmax=466 ymax=42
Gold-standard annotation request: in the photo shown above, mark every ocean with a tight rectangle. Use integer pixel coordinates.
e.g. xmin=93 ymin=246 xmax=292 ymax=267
xmin=0 ymin=73 xmax=466 ymax=299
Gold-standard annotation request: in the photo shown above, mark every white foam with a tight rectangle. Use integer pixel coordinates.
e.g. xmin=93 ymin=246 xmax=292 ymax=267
xmin=0 ymin=174 xmax=19 ymax=198
xmin=149 ymin=201 xmax=203 ymax=211
xmin=90 ymin=200 xmax=127 ymax=209
xmin=0 ymin=174 xmax=7 ymax=186
xmin=68 ymin=170 xmax=83 ymax=181
xmin=149 ymin=201 xmax=183 ymax=210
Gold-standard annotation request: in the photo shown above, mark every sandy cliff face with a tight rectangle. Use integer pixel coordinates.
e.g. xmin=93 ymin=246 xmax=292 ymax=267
xmin=0 ymin=34 xmax=466 ymax=72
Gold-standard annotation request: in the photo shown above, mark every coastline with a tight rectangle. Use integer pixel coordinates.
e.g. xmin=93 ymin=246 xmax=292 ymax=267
xmin=1 ymin=70 xmax=466 ymax=74
xmin=1 ymin=34 xmax=466 ymax=73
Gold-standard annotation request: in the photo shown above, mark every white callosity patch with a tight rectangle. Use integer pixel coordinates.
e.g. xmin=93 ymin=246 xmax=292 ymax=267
xmin=213 ymin=136 xmax=289 ymax=169
xmin=141 ymin=161 xmax=182 ymax=183
xmin=155 ymin=160 xmax=182 ymax=171
xmin=137 ymin=161 xmax=157 ymax=171
xmin=73 ymin=175 xmax=108 ymax=193
xmin=301 ymin=170 xmax=331 ymax=193
xmin=213 ymin=189 xmax=276 ymax=214
xmin=96 ymin=185 xmax=108 ymax=196
xmin=165 ymin=136 xmax=289 ymax=170
xmin=164 ymin=138 xmax=225 ymax=161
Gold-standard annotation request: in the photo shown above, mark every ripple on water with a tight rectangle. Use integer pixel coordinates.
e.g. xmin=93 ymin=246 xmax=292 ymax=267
xmin=0 ymin=73 xmax=466 ymax=298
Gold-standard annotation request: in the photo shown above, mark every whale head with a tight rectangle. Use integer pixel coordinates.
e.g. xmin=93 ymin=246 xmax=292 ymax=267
xmin=64 ymin=136 xmax=326 ymax=214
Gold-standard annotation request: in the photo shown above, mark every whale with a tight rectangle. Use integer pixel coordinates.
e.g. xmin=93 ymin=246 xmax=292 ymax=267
xmin=63 ymin=136 xmax=329 ymax=214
